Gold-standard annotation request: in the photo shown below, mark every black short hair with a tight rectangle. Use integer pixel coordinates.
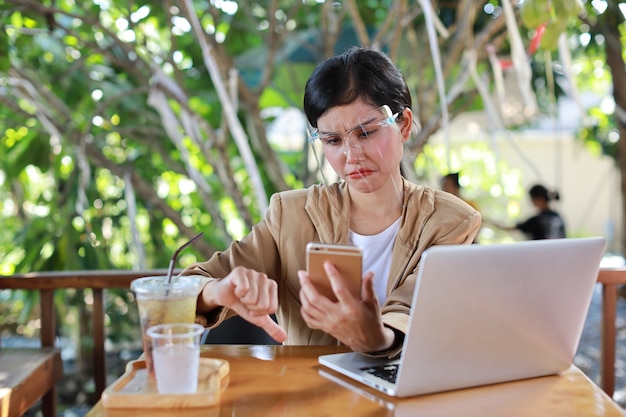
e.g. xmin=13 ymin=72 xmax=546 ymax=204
xmin=442 ymin=172 xmax=460 ymax=187
xmin=529 ymin=184 xmax=560 ymax=202
xmin=303 ymin=47 xmax=412 ymax=128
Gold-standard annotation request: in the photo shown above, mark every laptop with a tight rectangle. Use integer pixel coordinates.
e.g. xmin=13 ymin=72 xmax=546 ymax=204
xmin=318 ymin=237 xmax=606 ymax=398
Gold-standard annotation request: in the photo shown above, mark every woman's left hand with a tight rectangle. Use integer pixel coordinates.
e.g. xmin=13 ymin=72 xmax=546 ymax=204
xmin=298 ymin=262 xmax=395 ymax=353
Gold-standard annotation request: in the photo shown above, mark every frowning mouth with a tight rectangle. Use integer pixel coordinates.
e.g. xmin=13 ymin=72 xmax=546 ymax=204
xmin=348 ymin=169 xmax=374 ymax=179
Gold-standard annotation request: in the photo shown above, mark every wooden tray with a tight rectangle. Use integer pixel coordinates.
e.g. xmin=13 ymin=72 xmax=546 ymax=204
xmin=101 ymin=357 xmax=230 ymax=409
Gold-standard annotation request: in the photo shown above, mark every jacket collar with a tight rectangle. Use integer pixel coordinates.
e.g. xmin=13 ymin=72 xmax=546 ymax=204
xmin=304 ymin=179 xmax=433 ymax=247
xmin=304 ymin=181 xmax=352 ymax=243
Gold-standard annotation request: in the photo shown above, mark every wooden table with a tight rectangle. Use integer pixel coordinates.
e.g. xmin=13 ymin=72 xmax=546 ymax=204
xmin=86 ymin=345 xmax=626 ymax=417
xmin=0 ymin=348 xmax=63 ymax=417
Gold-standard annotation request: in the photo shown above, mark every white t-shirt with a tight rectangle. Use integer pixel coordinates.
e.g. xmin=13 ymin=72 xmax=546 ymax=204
xmin=349 ymin=217 xmax=401 ymax=305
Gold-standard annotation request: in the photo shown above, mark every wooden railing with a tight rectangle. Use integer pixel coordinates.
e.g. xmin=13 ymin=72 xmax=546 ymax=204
xmin=1 ymin=267 xmax=625 ymax=406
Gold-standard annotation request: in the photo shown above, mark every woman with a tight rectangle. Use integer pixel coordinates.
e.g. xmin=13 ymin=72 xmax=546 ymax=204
xmin=514 ymin=184 xmax=566 ymax=240
xmin=184 ymin=47 xmax=481 ymax=358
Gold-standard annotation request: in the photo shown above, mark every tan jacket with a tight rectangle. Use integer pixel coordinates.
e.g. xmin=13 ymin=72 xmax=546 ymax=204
xmin=183 ymin=179 xmax=481 ymax=358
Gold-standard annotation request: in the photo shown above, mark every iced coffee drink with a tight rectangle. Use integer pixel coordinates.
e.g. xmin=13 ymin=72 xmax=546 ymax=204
xmin=130 ymin=275 xmax=202 ymax=380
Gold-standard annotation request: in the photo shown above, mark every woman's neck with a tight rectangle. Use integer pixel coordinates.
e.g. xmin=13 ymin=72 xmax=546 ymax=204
xmin=348 ymin=179 xmax=404 ymax=235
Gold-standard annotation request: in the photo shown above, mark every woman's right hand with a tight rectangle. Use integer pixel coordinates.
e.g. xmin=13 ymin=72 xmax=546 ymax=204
xmin=203 ymin=266 xmax=287 ymax=343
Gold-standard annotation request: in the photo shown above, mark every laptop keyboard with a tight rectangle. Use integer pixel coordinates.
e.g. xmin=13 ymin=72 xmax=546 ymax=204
xmin=360 ymin=363 xmax=399 ymax=384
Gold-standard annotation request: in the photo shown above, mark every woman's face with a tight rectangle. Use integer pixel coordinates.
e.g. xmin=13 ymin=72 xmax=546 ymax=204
xmin=316 ymin=100 xmax=412 ymax=193
xmin=531 ymin=195 xmax=548 ymax=210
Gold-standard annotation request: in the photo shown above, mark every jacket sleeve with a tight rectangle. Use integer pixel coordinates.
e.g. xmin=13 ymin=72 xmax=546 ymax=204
xmin=180 ymin=194 xmax=285 ymax=328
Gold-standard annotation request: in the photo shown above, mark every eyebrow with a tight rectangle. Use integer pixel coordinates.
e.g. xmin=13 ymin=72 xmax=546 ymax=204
xmin=318 ymin=115 xmax=379 ymax=136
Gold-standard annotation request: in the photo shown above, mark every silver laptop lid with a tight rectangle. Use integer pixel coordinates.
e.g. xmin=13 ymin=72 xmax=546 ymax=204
xmin=394 ymin=237 xmax=606 ymax=397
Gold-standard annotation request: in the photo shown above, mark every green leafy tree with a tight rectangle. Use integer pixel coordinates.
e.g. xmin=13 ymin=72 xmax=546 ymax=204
xmin=520 ymin=0 xmax=626 ymax=250
xmin=0 ymin=0 xmax=517 ymax=274
xmin=577 ymin=1 xmax=626 ymax=251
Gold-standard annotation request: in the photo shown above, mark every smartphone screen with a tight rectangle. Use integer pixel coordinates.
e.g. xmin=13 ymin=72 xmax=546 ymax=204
xmin=306 ymin=242 xmax=363 ymax=301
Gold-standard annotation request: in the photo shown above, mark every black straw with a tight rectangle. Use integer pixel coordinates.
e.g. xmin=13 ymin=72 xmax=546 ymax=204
xmin=166 ymin=232 xmax=204 ymax=284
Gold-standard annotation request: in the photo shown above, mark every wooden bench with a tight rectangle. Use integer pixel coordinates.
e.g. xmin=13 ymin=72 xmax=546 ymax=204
xmin=0 ymin=266 xmax=624 ymax=412
xmin=0 ymin=348 xmax=63 ymax=417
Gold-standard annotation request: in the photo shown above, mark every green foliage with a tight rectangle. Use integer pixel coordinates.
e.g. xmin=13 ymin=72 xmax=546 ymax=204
xmin=521 ymin=0 xmax=550 ymax=29
xmin=0 ymin=27 xmax=9 ymax=72
xmin=578 ymin=109 xmax=619 ymax=161
xmin=521 ymin=0 xmax=584 ymax=51
xmin=0 ymin=1 xmax=614 ymax=264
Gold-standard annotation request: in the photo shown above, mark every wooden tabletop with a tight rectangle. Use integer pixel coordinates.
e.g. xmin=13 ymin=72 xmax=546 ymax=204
xmin=86 ymin=344 xmax=626 ymax=417
xmin=0 ymin=347 xmax=63 ymax=417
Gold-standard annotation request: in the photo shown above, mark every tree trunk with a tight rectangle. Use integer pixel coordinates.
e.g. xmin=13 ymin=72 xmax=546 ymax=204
xmin=600 ymin=4 xmax=626 ymax=255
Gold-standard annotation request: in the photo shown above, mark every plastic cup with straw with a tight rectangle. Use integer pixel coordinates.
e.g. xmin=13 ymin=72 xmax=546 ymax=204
xmin=130 ymin=232 xmax=205 ymax=382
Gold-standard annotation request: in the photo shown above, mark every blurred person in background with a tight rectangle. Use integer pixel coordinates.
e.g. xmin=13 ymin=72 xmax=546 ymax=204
xmin=497 ymin=184 xmax=566 ymax=240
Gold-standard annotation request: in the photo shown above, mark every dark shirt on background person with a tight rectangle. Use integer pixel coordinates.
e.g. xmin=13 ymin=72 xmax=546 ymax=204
xmin=493 ymin=184 xmax=566 ymax=240
xmin=516 ymin=209 xmax=566 ymax=240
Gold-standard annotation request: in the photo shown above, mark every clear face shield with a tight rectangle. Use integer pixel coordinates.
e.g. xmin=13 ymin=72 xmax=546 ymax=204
xmin=306 ymin=105 xmax=401 ymax=186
